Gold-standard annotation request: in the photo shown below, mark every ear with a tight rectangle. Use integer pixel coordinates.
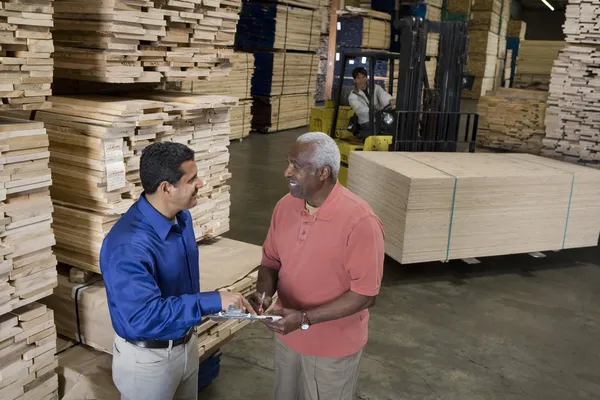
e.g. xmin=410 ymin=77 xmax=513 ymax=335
xmin=319 ymin=166 xmax=331 ymax=182
xmin=158 ymin=181 xmax=172 ymax=196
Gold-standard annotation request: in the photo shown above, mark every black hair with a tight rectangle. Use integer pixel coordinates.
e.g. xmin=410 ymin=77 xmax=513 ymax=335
xmin=352 ymin=67 xmax=368 ymax=80
xmin=140 ymin=141 xmax=195 ymax=195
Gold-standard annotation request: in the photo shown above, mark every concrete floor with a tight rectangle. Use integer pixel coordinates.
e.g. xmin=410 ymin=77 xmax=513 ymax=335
xmin=201 ymin=128 xmax=600 ymax=400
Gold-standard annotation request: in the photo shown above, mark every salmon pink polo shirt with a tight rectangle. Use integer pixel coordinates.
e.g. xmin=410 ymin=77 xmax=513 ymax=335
xmin=261 ymin=182 xmax=385 ymax=358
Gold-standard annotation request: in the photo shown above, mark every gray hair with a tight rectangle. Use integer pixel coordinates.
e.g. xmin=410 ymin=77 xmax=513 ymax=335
xmin=296 ymin=132 xmax=341 ymax=182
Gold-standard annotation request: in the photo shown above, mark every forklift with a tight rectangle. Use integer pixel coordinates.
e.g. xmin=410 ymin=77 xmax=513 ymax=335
xmin=329 ymin=16 xmax=480 ymax=186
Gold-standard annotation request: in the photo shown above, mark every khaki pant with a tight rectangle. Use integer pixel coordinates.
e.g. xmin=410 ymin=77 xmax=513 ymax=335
xmin=112 ymin=334 xmax=199 ymax=400
xmin=273 ymin=336 xmax=363 ymax=400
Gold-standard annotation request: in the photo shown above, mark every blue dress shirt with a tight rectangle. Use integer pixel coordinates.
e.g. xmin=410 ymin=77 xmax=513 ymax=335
xmin=99 ymin=194 xmax=222 ymax=341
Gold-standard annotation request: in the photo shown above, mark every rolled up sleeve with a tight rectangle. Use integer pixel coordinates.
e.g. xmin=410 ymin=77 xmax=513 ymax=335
xmin=344 ymin=215 xmax=385 ymax=296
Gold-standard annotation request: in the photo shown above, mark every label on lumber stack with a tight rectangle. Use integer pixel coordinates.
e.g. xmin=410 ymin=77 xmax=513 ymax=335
xmin=347 ymin=152 xmax=600 ymax=264
xmin=477 ymin=88 xmax=548 ymax=153
xmin=0 ymin=116 xmax=57 ymax=315
xmin=0 ymin=0 xmax=54 ymax=110
xmin=0 ymin=303 xmax=59 ymax=399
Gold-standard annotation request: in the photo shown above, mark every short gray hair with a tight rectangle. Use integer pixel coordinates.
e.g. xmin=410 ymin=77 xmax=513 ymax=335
xmin=296 ymin=132 xmax=341 ymax=182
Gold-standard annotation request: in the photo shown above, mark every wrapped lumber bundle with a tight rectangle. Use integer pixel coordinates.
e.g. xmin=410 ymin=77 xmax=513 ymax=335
xmin=52 ymin=0 xmax=239 ymax=83
xmin=235 ymin=2 xmax=321 ymax=52
xmin=476 ymin=88 xmax=548 ymax=154
xmin=348 ymin=152 xmax=600 ymax=264
xmin=514 ymin=40 xmax=566 ymax=90
xmin=0 ymin=0 xmax=54 ymax=111
xmin=0 ymin=116 xmax=57 ymax=315
xmin=0 ymin=303 xmax=59 ymax=399
xmin=40 ymin=237 xmax=263 ymax=355
xmin=252 ymin=93 xmax=313 ymax=132
xmin=252 ymin=52 xmax=318 ymax=96
xmin=336 ymin=7 xmax=391 ymax=50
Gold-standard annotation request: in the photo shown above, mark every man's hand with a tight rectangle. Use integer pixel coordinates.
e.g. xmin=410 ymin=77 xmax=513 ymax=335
xmin=248 ymin=292 xmax=273 ymax=314
xmin=219 ymin=291 xmax=256 ymax=315
xmin=264 ymin=308 xmax=302 ymax=335
xmin=389 ymin=98 xmax=396 ymax=108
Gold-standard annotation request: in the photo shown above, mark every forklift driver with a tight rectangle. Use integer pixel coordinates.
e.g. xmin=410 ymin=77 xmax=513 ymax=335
xmin=348 ymin=67 xmax=396 ymax=139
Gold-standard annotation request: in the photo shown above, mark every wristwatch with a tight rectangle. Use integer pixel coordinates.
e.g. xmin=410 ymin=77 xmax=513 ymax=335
xmin=300 ymin=311 xmax=311 ymax=331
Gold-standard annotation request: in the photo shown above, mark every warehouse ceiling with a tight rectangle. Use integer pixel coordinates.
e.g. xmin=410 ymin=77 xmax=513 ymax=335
xmin=519 ymin=0 xmax=568 ymax=11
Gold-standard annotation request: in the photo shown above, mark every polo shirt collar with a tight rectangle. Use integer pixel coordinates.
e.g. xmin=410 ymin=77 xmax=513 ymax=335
xmin=296 ymin=182 xmax=343 ymax=221
xmin=137 ymin=193 xmax=189 ymax=241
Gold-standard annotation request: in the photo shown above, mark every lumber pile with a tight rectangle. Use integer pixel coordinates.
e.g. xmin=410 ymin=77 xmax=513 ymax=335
xmin=503 ymin=49 xmax=513 ymax=87
xmin=336 ymin=7 xmax=391 ymax=50
xmin=236 ymin=2 xmax=321 ymax=52
xmin=542 ymin=0 xmax=600 ymax=168
xmin=40 ymin=237 xmax=264 ymax=355
xmin=0 ymin=0 xmax=54 ymax=111
xmin=507 ymin=20 xmax=526 ymax=40
xmin=252 ymin=93 xmax=313 ymax=133
xmin=229 ymin=99 xmax=252 ymax=140
xmin=476 ymin=88 xmax=548 ymax=154
xmin=347 ymin=152 xmax=600 ymax=264
xmin=252 ymin=52 xmax=318 ymax=96
xmin=514 ymin=40 xmax=566 ymax=91
xmin=27 ymin=92 xmax=235 ymax=274
xmin=0 ymin=303 xmax=59 ymax=400
xmin=52 ymin=0 xmax=241 ymax=83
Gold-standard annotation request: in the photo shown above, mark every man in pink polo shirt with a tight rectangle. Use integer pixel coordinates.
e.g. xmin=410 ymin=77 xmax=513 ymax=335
xmin=249 ymin=131 xmax=385 ymax=399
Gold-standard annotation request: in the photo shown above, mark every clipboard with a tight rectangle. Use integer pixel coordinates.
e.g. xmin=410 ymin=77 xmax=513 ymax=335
xmin=208 ymin=305 xmax=283 ymax=322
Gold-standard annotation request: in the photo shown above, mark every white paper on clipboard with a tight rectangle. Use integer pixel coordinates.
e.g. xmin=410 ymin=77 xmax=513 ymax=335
xmin=208 ymin=312 xmax=282 ymax=322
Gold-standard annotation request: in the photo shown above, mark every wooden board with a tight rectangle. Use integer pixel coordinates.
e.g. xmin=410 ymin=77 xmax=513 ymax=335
xmin=469 ymin=11 xmax=501 ymax=33
xmin=0 ymin=116 xmax=57 ymax=317
xmin=468 ymin=30 xmax=499 ymax=56
xmin=542 ymin=45 xmax=600 ymax=169
xmin=252 ymin=93 xmax=313 ymax=133
xmin=236 ymin=3 xmax=321 ymax=52
xmin=0 ymin=303 xmax=59 ymax=400
xmin=252 ymin=52 xmax=319 ymax=96
xmin=52 ymin=0 xmax=241 ymax=83
xmin=564 ymin=0 xmax=600 ymax=44
xmin=40 ymin=237 xmax=264 ymax=355
xmin=229 ymin=100 xmax=253 ymax=140
xmin=471 ymin=0 xmax=502 ymax=14
xmin=514 ymin=40 xmax=566 ymax=90
xmin=0 ymin=0 xmax=54 ymax=111
xmin=446 ymin=0 xmax=473 ymax=13
xmin=347 ymin=152 xmax=600 ymax=264
xmin=477 ymin=88 xmax=548 ymax=154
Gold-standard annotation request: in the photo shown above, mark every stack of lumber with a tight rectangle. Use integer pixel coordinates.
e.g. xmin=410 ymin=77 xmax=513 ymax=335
xmin=476 ymin=88 xmax=548 ymax=154
xmin=251 ymin=52 xmax=318 ymax=96
xmin=543 ymin=46 xmax=600 ymax=169
xmin=40 ymin=237 xmax=264 ymax=355
xmin=252 ymin=93 xmax=313 ymax=132
xmin=347 ymin=152 xmax=600 ymax=264
xmin=336 ymin=7 xmax=391 ymax=50
xmin=503 ymin=49 xmax=513 ymax=86
xmin=52 ymin=0 xmax=241 ymax=83
xmin=315 ymin=0 xmax=330 ymax=102
xmin=507 ymin=19 xmax=527 ymax=40
xmin=463 ymin=30 xmax=499 ymax=98
xmin=180 ymin=52 xmax=254 ymax=140
xmin=0 ymin=0 xmax=54 ymax=111
xmin=514 ymin=40 xmax=566 ymax=90
xmin=0 ymin=116 xmax=57 ymax=314
xmin=27 ymin=92 xmax=234 ymax=273
xmin=235 ymin=2 xmax=321 ymax=52
xmin=564 ymin=0 xmax=600 ymax=44
xmin=0 ymin=303 xmax=59 ymax=399
xmin=446 ymin=0 xmax=473 ymax=13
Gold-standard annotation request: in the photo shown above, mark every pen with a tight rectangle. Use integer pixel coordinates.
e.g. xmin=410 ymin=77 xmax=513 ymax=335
xmin=258 ymin=292 xmax=265 ymax=314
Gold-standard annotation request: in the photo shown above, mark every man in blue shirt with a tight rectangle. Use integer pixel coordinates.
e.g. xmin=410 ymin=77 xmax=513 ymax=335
xmin=100 ymin=141 xmax=254 ymax=400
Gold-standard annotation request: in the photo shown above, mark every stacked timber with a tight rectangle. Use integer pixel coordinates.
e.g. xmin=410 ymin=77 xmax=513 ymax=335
xmin=503 ymin=49 xmax=513 ymax=86
xmin=28 ymin=92 xmax=234 ymax=273
xmin=0 ymin=116 xmax=59 ymax=399
xmin=52 ymin=0 xmax=241 ymax=83
xmin=236 ymin=1 xmax=322 ymax=133
xmin=336 ymin=7 xmax=391 ymax=50
xmin=0 ymin=0 xmax=54 ymax=111
xmin=347 ymin=152 xmax=600 ymax=264
xmin=564 ymin=0 xmax=600 ymax=44
xmin=476 ymin=88 xmax=548 ymax=154
xmin=41 ymin=237 xmax=264 ymax=355
xmin=180 ymin=52 xmax=255 ymax=140
xmin=315 ymin=0 xmax=331 ymax=102
xmin=514 ymin=40 xmax=566 ymax=90
xmin=507 ymin=20 xmax=527 ymax=40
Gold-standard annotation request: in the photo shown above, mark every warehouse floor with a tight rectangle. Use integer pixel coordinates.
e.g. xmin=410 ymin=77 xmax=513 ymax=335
xmin=201 ymin=129 xmax=600 ymax=400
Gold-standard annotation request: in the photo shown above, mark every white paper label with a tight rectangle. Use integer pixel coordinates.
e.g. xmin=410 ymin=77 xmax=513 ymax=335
xmin=103 ymin=139 xmax=123 ymax=162
xmin=106 ymin=161 xmax=126 ymax=192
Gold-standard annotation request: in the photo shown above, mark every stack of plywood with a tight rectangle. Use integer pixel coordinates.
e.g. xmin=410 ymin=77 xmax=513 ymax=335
xmin=52 ymin=0 xmax=241 ymax=83
xmin=0 ymin=117 xmax=57 ymax=314
xmin=181 ymin=52 xmax=255 ymax=140
xmin=0 ymin=116 xmax=59 ymax=400
xmin=476 ymin=88 xmax=548 ymax=154
xmin=543 ymin=46 xmax=600 ymax=169
xmin=347 ymin=152 xmax=600 ymax=264
xmin=0 ymin=303 xmax=59 ymax=399
xmin=0 ymin=0 xmax=54 ymax=111
xmin=41 ymin=237 xmax=264 ymax=356
xmin=514 ymin=40 xmax=566 ymax=90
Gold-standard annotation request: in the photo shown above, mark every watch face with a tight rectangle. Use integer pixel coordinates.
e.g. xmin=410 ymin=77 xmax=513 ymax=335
xmin=301 ymin=323 xmax=309 ymax=330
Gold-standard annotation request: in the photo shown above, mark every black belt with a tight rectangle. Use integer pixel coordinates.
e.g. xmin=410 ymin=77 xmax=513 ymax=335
xmin=126 ymin=328 xmax=195 ymax=349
